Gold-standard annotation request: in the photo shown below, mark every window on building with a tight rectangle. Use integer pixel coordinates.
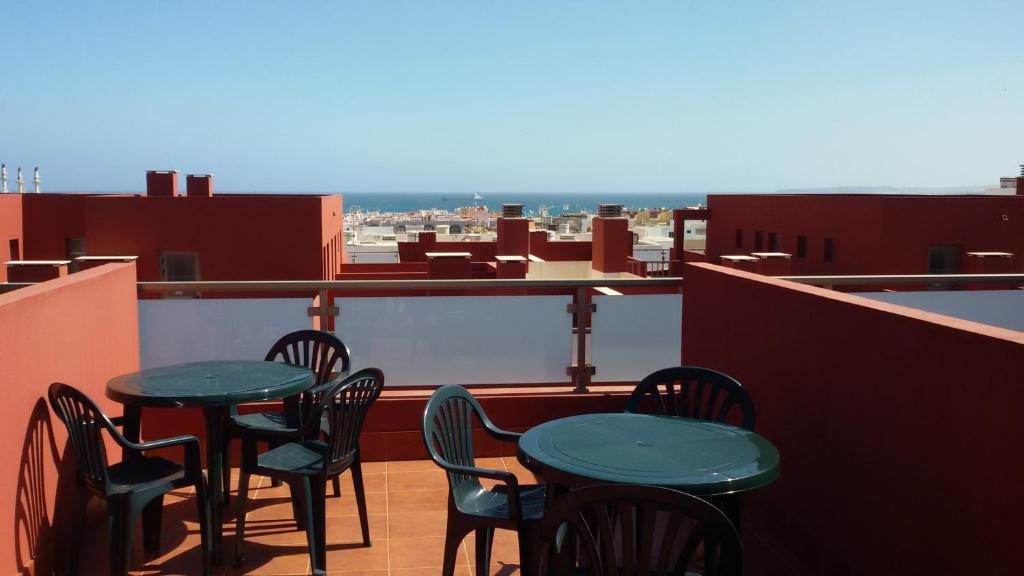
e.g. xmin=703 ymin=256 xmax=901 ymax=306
xmin=8 ymin=239 xmax=20 ymax=261
xmin=824 ymin=238 xmax=835 ymax=263
xmin=769 ymin=232 xmax=781 ymax=252
xmin=735 ymin=229 xmax=743 ymax=248
xmin=160 ymin=251 xmax=200 ymax=298
xmin=796 ymin=235 xmax=807 ymax=258
xmin=754 ymin=231 xmax=763 ymax=251
xmin=65 ymin=237 xmax=87 ymax=272
xmin=927 ymin=245 xmax=960 ymax=290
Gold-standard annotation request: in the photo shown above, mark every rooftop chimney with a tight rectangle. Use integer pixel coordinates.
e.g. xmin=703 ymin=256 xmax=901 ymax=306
xmin=33 ymin=167 xmax=40 ymax=193
xmin=598 ymin=204 xmax=623 ymax=218
xmin=502 ymin=204 xmax=524 ymax=218
xmin=1 ymin=163 xmax=7 ymax=193
xmin=16 ymin=167 xmax=24 ymax=193
xmin=592 ymin=204 xmax=630 ymax=273
xmin=146 ymin=170 xmax=179 ymax=197
xmin=497 ymin=204 xmax=530 ymax=257
xmin=186 ymin=174 xmax=214 ymax=197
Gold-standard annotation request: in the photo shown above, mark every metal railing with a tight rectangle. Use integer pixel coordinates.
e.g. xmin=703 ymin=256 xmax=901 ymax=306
xmin=776 ymin=273 xmax=1024 ymax=287
xmin=136 ymin=277 xmax=683 ymax=392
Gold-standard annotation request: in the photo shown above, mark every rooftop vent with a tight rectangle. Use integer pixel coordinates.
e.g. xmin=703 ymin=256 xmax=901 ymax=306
xmin=598 ymin=204 xmax=624 ymax=218
xmin=502 ymin=204 xmax=524 ymax=218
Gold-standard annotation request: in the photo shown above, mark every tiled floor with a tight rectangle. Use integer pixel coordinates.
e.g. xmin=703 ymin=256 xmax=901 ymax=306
xmin=79 ymin=457 xmax=540 ymax=576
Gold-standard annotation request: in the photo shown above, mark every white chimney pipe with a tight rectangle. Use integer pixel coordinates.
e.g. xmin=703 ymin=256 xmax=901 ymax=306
xmin=16 ymin=167 xmax=24 ymax=193
xmin=1 ymin=163 xmax=7 ymax=193
xmin=33 ymin=167 xmax=40 ymax=193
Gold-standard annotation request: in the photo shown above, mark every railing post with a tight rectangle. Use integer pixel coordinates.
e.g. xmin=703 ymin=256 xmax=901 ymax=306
xmin=569 ymin=286 xmax=593 ymax=393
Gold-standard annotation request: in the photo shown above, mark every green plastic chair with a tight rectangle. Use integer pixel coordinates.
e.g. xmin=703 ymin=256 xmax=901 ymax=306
xmin=223 ymin=330 xmax=351 ymax=498
xmin=626 ymin=366 xmax=755 ymax=431
xmin=422 ymin=385 xmax=545 ymax=576
xmin=233 ymin=367 xmax=384 ymax=575
xmin=48 ymin=382 xmax=211 ymax=576
xmin=536 ymin=484 xmax=741 ymax=576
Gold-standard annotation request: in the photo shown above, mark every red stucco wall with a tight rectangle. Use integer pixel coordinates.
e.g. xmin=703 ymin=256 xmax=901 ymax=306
xmin=0 ymin=263 xmax=140 ymax=575
xmin=16 ymin=193 xmax=344 ymax=283
xmin=682 ymin=262 xmax=1024 ymax=575
xmin=706 ymin=194 xmax=1024 ymax=275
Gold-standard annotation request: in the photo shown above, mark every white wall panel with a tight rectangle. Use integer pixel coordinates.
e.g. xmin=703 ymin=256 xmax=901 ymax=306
xmin=856 ymin=290 xmax=1024 ymax=332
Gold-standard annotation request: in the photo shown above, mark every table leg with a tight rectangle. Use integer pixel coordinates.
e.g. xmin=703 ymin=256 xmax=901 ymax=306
xmin=120 ymin=405 xmax=142 ymax=460
xmin=202 ymin=406 xmax=227 ymax=564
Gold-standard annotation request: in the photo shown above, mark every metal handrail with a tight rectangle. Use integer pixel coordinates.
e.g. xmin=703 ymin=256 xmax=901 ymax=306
xmin=776 ymin=273 xmax=1024 ymax=286
xmin=135 ymin=277 xmax=683 ymax=292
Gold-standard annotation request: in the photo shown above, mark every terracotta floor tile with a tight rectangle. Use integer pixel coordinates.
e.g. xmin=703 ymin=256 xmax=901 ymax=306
xmin=334 ymin=471 xmax=386 ymax=494
xmin=387 ymin=510 xmax=448 ymax=539
xmin=465 ymin=529 xmax=521 ymax=567
xmin=246 ymin=515 xmax=387 ymax=546
xmin=322 ymin=540 xmax=390 ymax=571
xmin=358 ymin=461 xmax=387 ymax=474
xmin=227 ymin=540 xmax=311 ymax=575
xmin=390 ymin=536 xmax=468 ymax=569
xmin=324 ymin=571 xmax=388 ymax=576
xmin=325 ymin=491 xmax=388 ymax=517
xmin=391 ymin=566 xmax=472 ymax=576
xmin=474 ymin=457 xmax=508 ymax=470
xmin=386 ymin=459 xmax=438 ymax=473
xmin=387 ymin=469 xmax=449 ymax=492
xmin=387 ymin=489 xmax=448 ymax=512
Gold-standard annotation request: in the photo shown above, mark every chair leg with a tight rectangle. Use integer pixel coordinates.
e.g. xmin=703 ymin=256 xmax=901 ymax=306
xmin=351 ymin=460 xmax=371 ymax=546
xmin=518 ymin=527 xmax=538 ymax=576
xmin=195 ymin=476 xmax=212 ymax=576
xmin=69 ymin=482 xmax=88 ymax=575
xmin=107 ymin=498 xmax=133 ymax=576
xmin=289 ymin=479 xmax=308 ymax=531
xmin=233 ymin=471 xmax=251 ymax=566
xmin=300 ymin=477 xmax=327 ymax=575
xmin=313 ymin=478 xmax=327 ymax=574
xmin=141 ymin=494 xmax=164 ymax=551
xmin=222 ymin=439 xmax=233 ymax=502
xmin=442 ymin=519 xmax=468 ymax=576
xmin=332 ymin=475 xmax=341 ymax=498
xmin=475 ymin=527 xmax=494 ymax=576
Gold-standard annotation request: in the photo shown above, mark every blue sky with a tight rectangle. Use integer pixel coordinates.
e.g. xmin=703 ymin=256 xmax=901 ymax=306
xmin=2 ymin=1 xmax=1022 ymax=193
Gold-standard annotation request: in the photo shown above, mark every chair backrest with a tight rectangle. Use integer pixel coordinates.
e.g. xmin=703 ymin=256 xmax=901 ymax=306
xmin=265 ymin=330 xmax=351 ymax=386
xmin=537 ymin=484 xmax=742 ymax=576
xmin=47 ymin=383 xmax=114 ymax=488
xmin=324 ymin=368 xmax=384 ymax=466
xmin=422 ymin=385 xmax=487 ymax=495
xmin=625 ymin=366 xmax=755 ymax=430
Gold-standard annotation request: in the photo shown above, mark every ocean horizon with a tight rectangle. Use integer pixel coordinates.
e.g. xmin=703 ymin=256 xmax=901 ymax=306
xmin=340 ymin=191 xmax=707 ymax=216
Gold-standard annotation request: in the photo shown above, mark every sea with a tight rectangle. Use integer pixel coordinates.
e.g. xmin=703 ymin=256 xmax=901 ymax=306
xmin=341 ymin=192 xmax=707 ymax=217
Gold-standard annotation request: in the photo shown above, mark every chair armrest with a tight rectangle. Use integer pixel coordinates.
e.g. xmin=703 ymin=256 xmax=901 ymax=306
xmin=115 ymin=433 xmax=204 ymax=477
xmin=434 ymin=461 xmax=524 ymax=522
xmin=109 ymin=415 xmax=127 ymax=427
xmin=480 ymin=421 xmax=521 ymax=443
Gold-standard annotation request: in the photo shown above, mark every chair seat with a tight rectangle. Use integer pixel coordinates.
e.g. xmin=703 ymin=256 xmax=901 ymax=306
xmin=108 ymin=456 xmax=185 ymax=494
xmin=233 ymin=410 xmax=292 ymax=430
xmin=459 ymin=483 xmax=546 ymax=521
xmin=258 ymin=440 xmax=329 ymax=476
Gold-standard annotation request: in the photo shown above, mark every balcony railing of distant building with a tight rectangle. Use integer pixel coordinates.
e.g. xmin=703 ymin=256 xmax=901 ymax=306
xmin=626 ymin=257 xmax=673 ymax=278
xmin=776 ymin=273 xmax=1024 ymax=288
xmin=126 ymin=277 xmax=682 ymax=393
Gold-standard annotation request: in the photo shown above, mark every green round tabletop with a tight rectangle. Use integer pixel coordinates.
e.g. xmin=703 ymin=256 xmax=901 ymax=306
xmin=106 ymin=360 xmax=315 ymax=408
xmin=518 ymin=413 xmax=780 ymax=496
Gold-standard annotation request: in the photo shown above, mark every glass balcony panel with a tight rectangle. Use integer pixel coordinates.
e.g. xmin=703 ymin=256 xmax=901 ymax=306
xmin=139 ymin=298 xmax=313 ymax=369
xmin=335 ymin=295 xmax=573 ymax=386
xmin=591 ymin=294 xmax=683 ymax=382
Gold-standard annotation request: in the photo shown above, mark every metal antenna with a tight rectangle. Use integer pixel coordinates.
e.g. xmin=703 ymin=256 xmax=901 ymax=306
xmin=16 ymin=167 xmax=24 ymax=193
xmin=1 ymin=163 xmax=7 ymax=193
xmin=33 ymin=167 xmax=40 ymax=193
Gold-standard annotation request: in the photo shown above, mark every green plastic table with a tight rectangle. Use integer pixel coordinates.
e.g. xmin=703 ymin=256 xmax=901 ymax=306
xmin=107 ymin=360 xmax=314 ymax=564
xmin=517 ymin=413 xmax=780 ymax=497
